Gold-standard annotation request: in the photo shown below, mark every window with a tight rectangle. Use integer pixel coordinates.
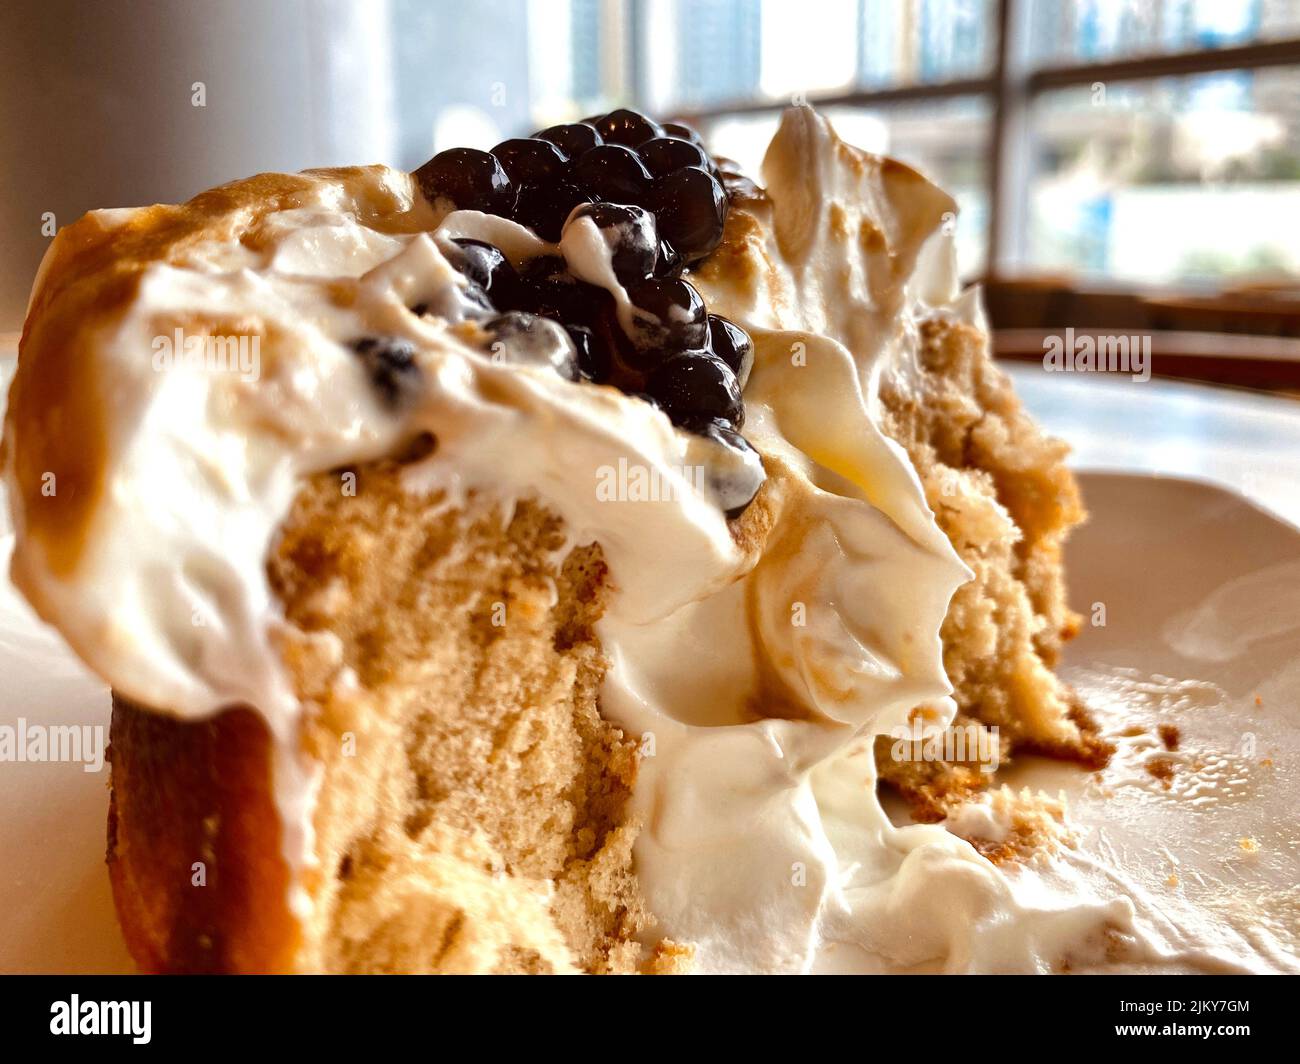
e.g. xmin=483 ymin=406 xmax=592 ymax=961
xmin=1026 ymin=0 xmax=1300 ymax=64
xmin=383 ymin=2 xmax=1300 ymax=288
xmin=1026 ymin=68 xmax=1300 ymax=284
xmin=496 ymin=0 xmax=1300 ymax=288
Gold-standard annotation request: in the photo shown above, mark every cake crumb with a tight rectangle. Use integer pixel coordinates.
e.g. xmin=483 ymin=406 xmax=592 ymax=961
xmin=1238 ymin=837 xmax=1260 ymax=854
xmin=270 ymin=469 xmax=653 ymax=974
xmin=1166 ymin=874 xmax=1179 ymax=887
xmin=949 ymin=786 xmax=1071 ymax=865
xmin=1145 ymin=755 xmax=1175 ymax=788
xmin=643 ymin=940 xmax=695 ymax=975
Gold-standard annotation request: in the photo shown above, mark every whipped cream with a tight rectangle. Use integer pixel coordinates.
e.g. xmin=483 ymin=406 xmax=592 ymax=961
xmin=594 ymin=108 xmax=1142 ymax=973
xmin=1 ymin=108 xmax=1239 ymax=973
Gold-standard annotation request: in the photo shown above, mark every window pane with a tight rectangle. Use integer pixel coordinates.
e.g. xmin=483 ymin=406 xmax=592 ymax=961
xmin=697 ymin=112 xmax=780 ymax=173
xmin=1026 ymin=68 xmax=1300 ymax=285
xmin=757 ymin=0 xmax=860 ymax=101
xmin=633 ymin=0 xmax=995 ymax=115
xmin=392 ymin=0 xmax=542 ymax=163
xmin=527 ymin=0 xmax=631 ymax=130
xmin=859 ymin=0 xmax=996 ymax=87
xmin=640 ymin=0 xmax=766 ymax=112
xmin=1028 ymin=0 xmax=1300 ymax=65
xmin=702 ymin=97 xmax=991 ymax=278
xmin=638 ymin=0 xmax=859 ymax=112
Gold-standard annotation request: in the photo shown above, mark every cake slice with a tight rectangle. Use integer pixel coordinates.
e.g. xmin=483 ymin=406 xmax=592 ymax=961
xmin=687 ymin=114 xmax=1110 ymax=823
xmin=2 ymin=106 xmax=1107 ymax=974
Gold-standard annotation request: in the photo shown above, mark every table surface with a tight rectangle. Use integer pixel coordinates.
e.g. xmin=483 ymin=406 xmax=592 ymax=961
xmin=1007 ymin=365 xmax=1300 ymax=528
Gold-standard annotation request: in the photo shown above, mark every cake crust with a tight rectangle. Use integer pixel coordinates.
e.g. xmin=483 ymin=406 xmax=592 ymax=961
xmin=108 ymin=700 xmax=300 ymax=973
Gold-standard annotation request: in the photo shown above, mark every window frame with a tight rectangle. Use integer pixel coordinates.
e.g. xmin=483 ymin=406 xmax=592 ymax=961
xmin=666 ymin=0 xmax=1300 ymax=286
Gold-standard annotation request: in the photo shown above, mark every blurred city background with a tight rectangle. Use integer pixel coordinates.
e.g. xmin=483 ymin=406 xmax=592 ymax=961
xmin=3 ymin=0 xmax=1299 ymax=384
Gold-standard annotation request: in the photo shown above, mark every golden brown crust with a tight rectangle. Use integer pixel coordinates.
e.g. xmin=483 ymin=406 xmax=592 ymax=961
xmin=2 ymin=165 xmax=432 ymax=584
xmin=107 ymin=699 xmax=299 ymax=973
xmin=950 ymin=787 xmax=1073 ymax=866
xmin=642 ymin=940 xmax=696 ymax=975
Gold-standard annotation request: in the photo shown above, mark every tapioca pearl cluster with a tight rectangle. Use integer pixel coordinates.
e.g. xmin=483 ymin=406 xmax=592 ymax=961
xmin=425 ymin=236 xmax=755 ymax=432
xmin=414 ymin=109 xmax=727 ymax=264
xmin=405 ymin=109 xmax=764 ymax=515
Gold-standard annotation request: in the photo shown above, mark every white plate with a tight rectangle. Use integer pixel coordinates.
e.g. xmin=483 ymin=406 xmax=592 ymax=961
xmin=1008 ymin=472 xmax=1300 ymax=972
xmin=1 ymin=354 xmax=1297 ymax=973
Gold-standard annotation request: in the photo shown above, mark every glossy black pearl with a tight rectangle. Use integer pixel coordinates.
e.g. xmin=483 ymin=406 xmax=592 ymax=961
xmin=518 ymin=255 xmax=611 ymax=326
xmin=719 ymin=168 xmax=762 ymax=201
xmin=352 ymin=337 xmax=422 ymax=408
xmin=458 ymin=282 xmax=496 ymax=317
xmin=594 ymin=109 xmax=663 ymax=147
xmin=572 ymin=144 xmax=653 ymax=206
xmin=638 ymin=136 xmax=711 ymax=180
xmin=614 ymin=335 xmax=676 ymax=374
xmin=624 ymin=276 xmax=707 ymax=350
xmin=654 ymin=166 xmax=726 ymax=264
xmin=662 ymin=121 xmax=704 ymax=146
xmin=414 ymin=147 xmax=512 ymax=215
xmin=678 ymin=415 xmax=765 ymax=517
xmin=645 ymin=354 xmax=743 ymax=427
xmin=565 ymin=202 xmax=658 ymax=282
xmin=512 ymin=180 xmax=593 ymax=242
xmin=491 ymin=137 xmax=569 ymax=185
xmin=410 ymin=111 xmax=761 ymax=514
xmin=534 ymin=122 xmax=603 ymax=158
xmin=516 ymin=255 xmax=582 ymax=320
xmin=654 ymin=239 xmax=682 ymax=277
xmin=678 ymin=414 xmax=754 ymax=448
xmin=579 ymin=301 xmax=644 ymax=377
xmin=481 ymin=312 xmax=579 ymax=380
xmin=565 ymin=324 xmax=611 ymax=382
xmin=707 ymin=314 xmax=754 ymax=388
xmin=445 ymin=238 xmax=521 ymax=308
